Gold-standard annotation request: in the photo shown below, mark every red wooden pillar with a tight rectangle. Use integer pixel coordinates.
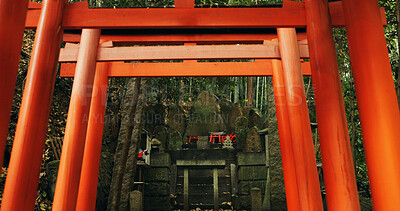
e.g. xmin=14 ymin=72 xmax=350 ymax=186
xmin=342 ymin=0 xmax=400 ymax=209
xmin=1 ymin=0 xmax=67 ymax=210
xmin=76 ymin=62 xmax=109 ymax=211
xmin=277 ymin=28 xmax=323 ymax=211
xmin=0 ymin=0 xmax=30 ymax=169
xmin=304 ymin=0 xmax=360 ymax=210
xmin=271 ymin=59 xmax=301 ymax=211
xmin=52 ymin=29 xmax=101 ymax=211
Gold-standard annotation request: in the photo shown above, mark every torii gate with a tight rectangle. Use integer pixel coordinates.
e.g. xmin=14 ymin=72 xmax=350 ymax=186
xmin=0 ymin=0 xmax=399 ymax=211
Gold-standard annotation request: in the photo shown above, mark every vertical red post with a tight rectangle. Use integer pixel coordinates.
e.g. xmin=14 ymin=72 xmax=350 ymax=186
xmin=52 ymin=29 xmax=101 ymax=211
xmin=342 ymin=0 xmax=400 ymax=209
xmin=277 ymin=28 xmax=323 ymax=211
xmin=271 ymin=59 xmax=301 ymax=211
xmin=1 ymin=0 xmax=67 ymax=210
xmin=76 ymin=62 xmax=109 ymax=211
xmin=0 ymin=0 xmax=30 ymax=169
xmin=304 ymin=0 xmax=360 ymax=210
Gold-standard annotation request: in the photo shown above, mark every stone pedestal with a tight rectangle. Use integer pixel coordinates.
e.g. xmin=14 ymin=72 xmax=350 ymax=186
xmin=197 ymin=136 xmax=209 ymax=149
xmin=145 ymin=153 xmax=171 ymax=210
xmin=237 ymin=152 xmax=268 ymax=210
xmin=130 ymin=191 xmax=143 ymax=211
xmin=251 ymin=188 xmax=262 ymax=211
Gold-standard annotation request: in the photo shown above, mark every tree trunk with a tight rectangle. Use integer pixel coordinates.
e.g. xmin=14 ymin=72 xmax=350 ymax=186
xmin=260 ymin=77 xmax=265 ymax=113
xmin=256 ymin=77 xmax=260 ymax=109
xmin=234 ymin=77 xmax=239 ymax=103
xmin=189 ymin=77 xmax=192 ymax=96
xmin=247 ymin=77 xmax=254 ymax=107
xmin=107 ymin=78 xmax=141 ymax=211
xmin=212 ymin=77 xmax=216 ymax=93
xmin=120 ymin=78 xmax=148 ymax=211
xmin=244 ymin=77 xmax=247 ymax=102
xmin=263 ymin=77 xmax=267 ymax=112
xmin=238 ymin=77 xmax=242 ymax=102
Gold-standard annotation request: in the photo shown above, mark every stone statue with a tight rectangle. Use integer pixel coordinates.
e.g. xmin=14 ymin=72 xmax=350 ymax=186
xmin=222 ymin=136 xmax=234 ymax=149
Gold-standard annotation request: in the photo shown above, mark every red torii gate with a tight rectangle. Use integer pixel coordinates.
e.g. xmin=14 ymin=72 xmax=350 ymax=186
xmin=0 ymin=0 xmax=399 ymax=211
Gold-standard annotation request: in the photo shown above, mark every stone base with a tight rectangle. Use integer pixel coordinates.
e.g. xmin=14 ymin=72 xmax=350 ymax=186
xmin=144 ymin=196 xmax=171 ymax=211
xmin=144 ymin=168 xmax=170 ymax=182
xmin=150 ymin=153 xmax=171 ymax=167
xmin=129 ymin=191 xmax=143 ymax=211
xmin=237 ymin=152 xmax=266 ymax=166
xmin=144 ymin=182 xmax=170 ymax=196
xmin=238 ymin=166 xmax=268 ymax=181
xmin=238 ymin=180 xmax=267 ymax=195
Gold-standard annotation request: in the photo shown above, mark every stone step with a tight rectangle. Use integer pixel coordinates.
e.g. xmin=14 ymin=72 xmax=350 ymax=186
xmin=176 ymin=185 xmax=231 ymax=194
xmin=173 ymin=203 xmax=233 ymax=210
xmin=177 ymin=168 xmax=231 ymax=177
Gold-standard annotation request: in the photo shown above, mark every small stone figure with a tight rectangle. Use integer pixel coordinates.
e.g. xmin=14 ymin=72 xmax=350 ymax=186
xmin=151 ymin=138 xmax=162 ymax=153
xmin=222 ymin=136 xmax=234 ymax=149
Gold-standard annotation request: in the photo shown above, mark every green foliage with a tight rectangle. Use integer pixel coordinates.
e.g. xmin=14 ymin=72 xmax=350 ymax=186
xmin=146 ymin=77 xmax=235 ymax=104
xmin=380 ymin=0 xmax=399 ymax=80
xmin=195 ymin=0 xmax=282 ymax=6
xmin=88 ymin=0 xmax=283 ymax=7
xmin=89 ymin=0 xmax=174 ymax=8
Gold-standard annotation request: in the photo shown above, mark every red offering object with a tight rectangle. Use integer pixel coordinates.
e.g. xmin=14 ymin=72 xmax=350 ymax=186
xmin=209 ymin=132 xmax=225 ymax=144
xmin=222 ymin=134 xmax=236 ymax=143
xmin=188 ymin=136 xmax=199 ymax=143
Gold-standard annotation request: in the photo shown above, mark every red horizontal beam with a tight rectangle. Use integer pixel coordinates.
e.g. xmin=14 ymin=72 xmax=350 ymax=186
xmin=59 ymin=42 xmax=310 ymax=62
xmin=60 ymin=61 xmax=312 ymax=77
xmin=63 ymin=33 xmax=309 ymax=45
xmin=28 ymin=1 xmax=41 ymax=10
xmin=24 ymin=1 xmax=386 ymax=29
